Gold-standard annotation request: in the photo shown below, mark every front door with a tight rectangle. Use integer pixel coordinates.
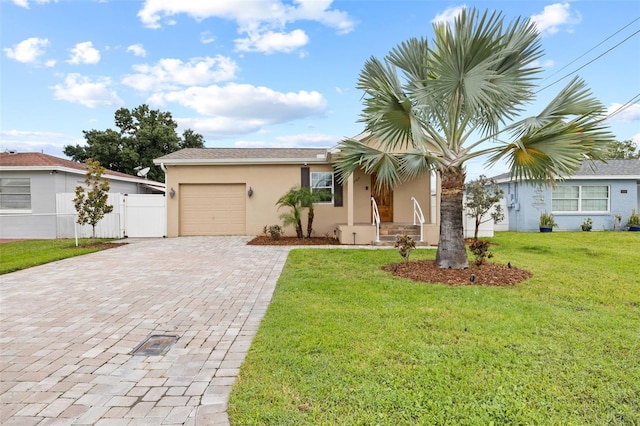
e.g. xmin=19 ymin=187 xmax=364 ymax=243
xmin=371 ymin=174 xmax=393 ymax=222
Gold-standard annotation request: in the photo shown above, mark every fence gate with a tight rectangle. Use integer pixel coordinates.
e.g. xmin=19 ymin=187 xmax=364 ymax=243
xmin=123 ymin=194 xmax=166 ymax=238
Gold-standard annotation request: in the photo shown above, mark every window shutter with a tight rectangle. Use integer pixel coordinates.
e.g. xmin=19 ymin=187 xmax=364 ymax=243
xmin=333 ymin=168 xmax=343 ymax=207
xmin=301 ymin=167 xmax=310 ymax=188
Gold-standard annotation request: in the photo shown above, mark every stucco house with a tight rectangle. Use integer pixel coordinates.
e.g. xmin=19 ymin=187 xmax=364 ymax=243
xmin=493 ymin=159 xmax=640 ymax=232
xmin=153 ymin=139 xmax=441 ymax=245
xmin=0 ymin=152 xmax=165 ymax=239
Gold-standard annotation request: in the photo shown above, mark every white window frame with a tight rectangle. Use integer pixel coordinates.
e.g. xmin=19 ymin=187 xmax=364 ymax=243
xmin=310 ymin=172 xmax=334 ymax=204
xmin=0 ymin=178 xmax=32 ymax=212
xmin=552 ymin=185 xmax=610 ymax=213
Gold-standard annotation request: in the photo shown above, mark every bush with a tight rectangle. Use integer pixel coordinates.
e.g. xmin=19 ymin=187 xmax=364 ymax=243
xmin=469 ymin=239 xmax=493 ymax=266
xmin=394 ymin=235 xmax=416 ymax=264
xmin=263 ymin=225 xmax=284 ymax=240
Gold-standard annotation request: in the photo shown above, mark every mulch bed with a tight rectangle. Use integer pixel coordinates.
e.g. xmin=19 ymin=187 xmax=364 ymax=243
xmin=383 ymin=260 xmax=532 ymax=286
xmin=247 ymin=236 xmax=531 ymax=286
xmin=247 ymin=236 xmax=342 ymax=246
xmin=67 ymin=242 xmax=128 ymax=250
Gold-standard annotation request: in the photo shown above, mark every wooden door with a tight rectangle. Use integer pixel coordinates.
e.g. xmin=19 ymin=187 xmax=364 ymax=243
xmin=371 ymin=174 xmax=393 ymax=222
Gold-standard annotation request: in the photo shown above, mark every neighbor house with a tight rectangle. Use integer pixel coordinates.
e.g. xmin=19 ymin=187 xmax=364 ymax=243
xmin=153 ymin=136 xmax=442 ymax=245
xmin=493 ymin=159 xmax=640 ymax=232
xmin=0 ymin=152 xmax=165 ymax=239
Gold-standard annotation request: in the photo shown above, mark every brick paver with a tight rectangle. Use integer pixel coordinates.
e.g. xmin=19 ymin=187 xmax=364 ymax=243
xmin=0 ymin=236 xmax=292 ymax=425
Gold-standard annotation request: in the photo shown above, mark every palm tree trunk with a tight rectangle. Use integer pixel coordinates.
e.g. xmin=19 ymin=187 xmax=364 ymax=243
xmin=435 ymin=166 xmax=469 ymax=269
xmin=306 ymin=206 xmax=314 ymax=238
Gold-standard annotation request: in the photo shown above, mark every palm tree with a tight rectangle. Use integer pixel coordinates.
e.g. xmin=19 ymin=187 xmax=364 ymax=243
xmin=277 ymin=188 xmax=305 ymax=238
xmin=335 ymin=8 xmax=612 ymax=269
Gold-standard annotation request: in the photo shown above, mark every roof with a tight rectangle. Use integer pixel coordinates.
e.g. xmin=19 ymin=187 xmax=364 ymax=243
xmin=0 ymin=152 xmax=165 ymax=187
xmin=492 ymin=159 xmax=640 ymax=182
xmin=154 ymin=148 xmax=330 ymax=165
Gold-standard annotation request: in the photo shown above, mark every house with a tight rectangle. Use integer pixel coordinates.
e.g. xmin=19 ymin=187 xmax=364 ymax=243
xmin=0 ymin=152 xmax=165 ymax=239
xmin=153 ymin=139 xmax=441 ymax=245
xmin=493 ymin=159 xmax=640 ymax=232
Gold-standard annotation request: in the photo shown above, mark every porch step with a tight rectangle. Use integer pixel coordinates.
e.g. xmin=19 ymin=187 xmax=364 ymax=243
xmin=373 ymin=223 xmax=426 ymax=246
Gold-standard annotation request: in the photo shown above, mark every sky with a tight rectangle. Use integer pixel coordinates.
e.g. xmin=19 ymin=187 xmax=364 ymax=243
xmin=1 ymin=0 xmax=639 ymax=179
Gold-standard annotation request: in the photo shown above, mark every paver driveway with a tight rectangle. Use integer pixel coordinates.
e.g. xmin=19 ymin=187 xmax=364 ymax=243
xmin=0 ymin=236 xmax=292 ymax=425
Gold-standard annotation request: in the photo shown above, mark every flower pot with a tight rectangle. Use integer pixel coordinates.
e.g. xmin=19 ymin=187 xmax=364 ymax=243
xmin=539 ymin=227 xmax=553 ymax=233
xmin=629 ymin=225 xmax=640 ymax=232
xmin=581 ymin=226 xmax=592 ymax=231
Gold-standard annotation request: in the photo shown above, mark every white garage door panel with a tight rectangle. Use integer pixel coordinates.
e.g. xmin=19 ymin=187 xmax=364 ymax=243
xmin=180 ymin=184 xmax=246 ymax=236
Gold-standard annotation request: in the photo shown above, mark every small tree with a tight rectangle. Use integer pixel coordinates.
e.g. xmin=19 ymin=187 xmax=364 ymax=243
xmin=276 ymin=188 xmax=305 ymax=238
xmin=299 ymin=186 xmax=332 ymax=238
xmin=464 ymin=175 xmax=504 ymax=241
xmin=74 ymin=158 xmax=113 ymax=240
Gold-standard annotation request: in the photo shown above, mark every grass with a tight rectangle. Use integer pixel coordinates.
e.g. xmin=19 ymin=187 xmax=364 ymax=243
xmin=0 ymin=239 xmax=116 ymax=274
xmin=229 ymin=232 xmax=640 ymax=425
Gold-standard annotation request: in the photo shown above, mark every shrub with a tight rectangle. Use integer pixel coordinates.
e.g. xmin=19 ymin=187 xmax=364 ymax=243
xmin=394 ymin=235 xmax=416 ymax=264
xmin=263 ymin=225 xmax=284 ymax=240
xmin=469 ymin=239 xmax=493 ymax=266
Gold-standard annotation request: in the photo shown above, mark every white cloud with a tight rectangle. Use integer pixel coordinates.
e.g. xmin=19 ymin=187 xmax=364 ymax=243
xmin=0 ymin=129 xmax=79 ymax=158
xmin=67 ymin=41 xmax=100 ymax=64
xmin=632 ymin=133 xmax=640 ymax=145
xmin=432 ymin=5 xmax=465 ymax=26
xmin=10 ymin=0 xmax=55 ymax=7
xmin=4 ymin=37 xmax=49 ymax=63
xmin=137 ymin=0 xmax=355 ymax=53
xmin=200 ymin=31 xmax=215 ymax=44
xmin=531 ymin=3 xmax=581 ymax=36
xmin=126 ymin=43 xmax=147 ymax=57
xmin=233 ymin=133 xmax=339 ymax=148
xmin=235 ymin=29 xmax=309 ymax=54
xmin=606 ymin=102 xmax=640 ymax=123
xmin=530 ymin=59 xmax=555 ymax=68
xmin=150 ymin=83 xmax=327 ymax=136
xmin=122 ymin=56 xmax=238 ymax=91
xmin=51 ymin=73 xmax=123 ymax=108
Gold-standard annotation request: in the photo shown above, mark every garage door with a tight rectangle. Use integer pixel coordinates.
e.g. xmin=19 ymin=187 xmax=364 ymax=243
xmin=179 ymin=184 xmax=246 ymax=236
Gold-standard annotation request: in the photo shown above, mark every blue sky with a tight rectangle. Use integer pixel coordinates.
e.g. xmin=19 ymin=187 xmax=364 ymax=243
xmin=1 ymin=0 xmax=639 ymax=179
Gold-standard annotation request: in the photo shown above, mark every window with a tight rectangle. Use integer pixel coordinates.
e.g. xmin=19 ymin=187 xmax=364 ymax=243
xmin=310 ymin=172 xmax=333 ymax=202
xmin=552 ymin=185 xmax=608 ymax=212
xmin=0 ymin=178 xmax=31 ymax=210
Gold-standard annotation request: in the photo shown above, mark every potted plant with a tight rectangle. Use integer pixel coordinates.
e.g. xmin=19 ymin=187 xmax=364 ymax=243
xmin=539 ymin=211 xmax=557 ymax=232
xmin=626 ymin=209 xmax=640 ymax=231
xmin=581 ymin=217 xmax=592 ymax=231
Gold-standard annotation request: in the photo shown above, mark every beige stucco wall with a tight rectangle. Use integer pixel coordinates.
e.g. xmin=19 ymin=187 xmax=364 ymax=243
xmin=164 ymin=163 xmax=347 ymax=237
xmin=163 ymin=162 xmax=435 ymax=242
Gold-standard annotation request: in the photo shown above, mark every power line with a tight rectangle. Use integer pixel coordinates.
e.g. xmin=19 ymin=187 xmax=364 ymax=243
xmin=605 ymin=92 xmax=640 ymax=122
xmin=541 ymin=16 xmax=640 ymax=83
xmin=536 ymin=27 xmax=640 ymax=93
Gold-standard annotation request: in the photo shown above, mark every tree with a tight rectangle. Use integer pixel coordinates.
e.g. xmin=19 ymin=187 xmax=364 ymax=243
xmin=277 ymin=188 xmax=305 ymax=238
xmin=464 ymin=175 xmax=504 ymax=241
xmin=603 ymin=140 xmax=640 ymax=159
xmin=74 ymin=158 xmax=114 ymax=240
xmin=299 ymin=186 xmax=332 ymax=238
xmin=64 ymin=104 xmax=205 ymax=182
xmin=335 ymin=8 xmax=612 ymax=269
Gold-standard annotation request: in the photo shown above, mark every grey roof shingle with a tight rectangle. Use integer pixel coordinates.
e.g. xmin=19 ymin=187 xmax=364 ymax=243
xmin=491 ymin=159 xmax=640 ymax=181
xmin=155 ymin=147 xmax=329 ymax=161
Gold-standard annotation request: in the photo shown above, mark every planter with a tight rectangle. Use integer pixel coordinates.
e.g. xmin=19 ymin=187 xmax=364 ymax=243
xmin=581 ymin=226 xmax=592 ymax=231
xmin=539 ymin=227 xmax=553 ymax=233
xmin=629 ymin=225 xmax=640 ymax=232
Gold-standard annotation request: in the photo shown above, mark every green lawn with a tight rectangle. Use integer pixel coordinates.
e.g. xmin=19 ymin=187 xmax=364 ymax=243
xmin=229 ymin=232 xmax=640 ymax=425
xmin=0 ymin=239 xmax=116 ymax=274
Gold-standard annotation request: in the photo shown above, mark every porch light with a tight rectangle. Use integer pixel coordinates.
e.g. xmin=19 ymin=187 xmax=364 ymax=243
xmin=169 ymin=187 xmax=175 ymax=198
xmin=248 ymin=187 xmax=254 ymax=198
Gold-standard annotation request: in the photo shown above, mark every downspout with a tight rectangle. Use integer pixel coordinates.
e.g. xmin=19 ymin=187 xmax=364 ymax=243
xmin=160 ymin=163 xmax=168 ymax=237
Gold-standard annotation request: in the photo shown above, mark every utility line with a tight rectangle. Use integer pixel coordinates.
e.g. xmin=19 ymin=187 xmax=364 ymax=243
xmin=541 ymin=16 xmax=640 ymax=83
xmin=605 ymin=92 xmax=640 ymax=121
xmin=536 ymin=27 xmax=640 ymax=93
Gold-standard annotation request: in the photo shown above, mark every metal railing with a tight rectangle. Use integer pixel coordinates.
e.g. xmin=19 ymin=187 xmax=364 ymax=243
xmin=411 ymin=196 xmax=425 ymax=242
xmin=371 ymin=196 xmax=380 ymax=242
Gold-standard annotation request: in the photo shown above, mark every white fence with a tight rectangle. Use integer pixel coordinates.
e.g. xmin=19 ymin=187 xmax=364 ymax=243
xmin=56 ymin=193 xmax=165 ymax=238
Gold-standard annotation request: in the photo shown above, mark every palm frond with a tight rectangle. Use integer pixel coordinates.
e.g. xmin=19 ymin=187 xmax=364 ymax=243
xmin=334 ymin=138 xmax=402 ymax=189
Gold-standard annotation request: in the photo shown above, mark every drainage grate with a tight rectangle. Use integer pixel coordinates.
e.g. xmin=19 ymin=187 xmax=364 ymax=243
xmin=130 ymin=334 xmax=178 ymax=356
